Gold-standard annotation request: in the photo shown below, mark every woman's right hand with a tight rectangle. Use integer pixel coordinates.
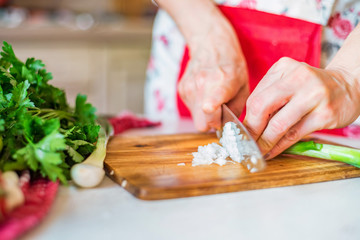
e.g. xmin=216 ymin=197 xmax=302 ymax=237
xmin=157 ymin=0 xmax=249 ymax=131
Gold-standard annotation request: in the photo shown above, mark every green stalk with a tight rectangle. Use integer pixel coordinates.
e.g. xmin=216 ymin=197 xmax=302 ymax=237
xmin=70 ymin=118 xmax=113 ymax=188
xmin=284 ymin=141 xmax=360 ymax=168
xmin=28 ymin=107 xmax=75 ymax=121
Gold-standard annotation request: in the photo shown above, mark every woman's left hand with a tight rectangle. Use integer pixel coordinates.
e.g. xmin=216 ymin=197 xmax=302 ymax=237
xmin=243 ymin=57 xmax=360 ymax=159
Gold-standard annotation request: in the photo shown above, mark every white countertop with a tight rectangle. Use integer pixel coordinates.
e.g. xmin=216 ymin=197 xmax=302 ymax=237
xmin=22 ymin=119 xmax=360 ymax=240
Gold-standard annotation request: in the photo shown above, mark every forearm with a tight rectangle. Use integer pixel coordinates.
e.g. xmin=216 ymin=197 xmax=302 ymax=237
xmin=155 ymin=0 xmax=216 ymax=44
xmin=326 ymin=24 xmax=360 ymax=81
xmin=155 ymin=0 xmax=235 ymax=51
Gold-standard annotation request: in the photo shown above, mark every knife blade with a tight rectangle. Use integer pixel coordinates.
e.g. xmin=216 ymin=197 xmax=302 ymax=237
xmin=217 ymin=104 xmax=266 ymax=172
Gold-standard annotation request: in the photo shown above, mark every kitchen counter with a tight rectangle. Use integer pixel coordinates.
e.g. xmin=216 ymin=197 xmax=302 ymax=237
xmin=22 ymin=119 xmax=360 ymax=240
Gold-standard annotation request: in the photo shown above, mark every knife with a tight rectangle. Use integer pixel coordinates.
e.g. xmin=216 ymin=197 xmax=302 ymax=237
xmin=217 ymin=104 xmax=266 ymax=172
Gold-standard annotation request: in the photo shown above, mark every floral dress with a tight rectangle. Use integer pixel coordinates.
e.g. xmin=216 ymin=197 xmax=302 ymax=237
xmin=145 ymin=0 xmax=360 ymax=121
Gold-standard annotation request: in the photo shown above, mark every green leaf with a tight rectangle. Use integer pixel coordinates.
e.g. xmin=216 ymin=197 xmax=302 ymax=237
xmin=26 ymin=58 xmax=44 ymax=71
xmin=0 ymin=66 xmax=16 ymax=83
xmin=38 ymin=69 xmax=52 ymax=83
xmin=3 ymin=160 xmax=27 ymax=172
xmin=82 ymin=125 xmax=100 ymax=143
xmin=68 ymin=139 xmax=94 ymax=149
xmin=37 ymin=131 xmax=67 ymax=152
xmin=14 ymin=145 xmax=39 ymax=171
xmin=1 ymin=41 xmax=16 ymax=61
xmin=43 ymin=118 xmax=61 ymax=135
xmin=0 ymin=85 xmax=8 ymax=109
xmin=65 ymin=126 xmax=87 ymax=141
xmin=0 ymin=119 xmax=5 ymax=132
xmin=30 ymin=85 xmax=68 ymax=110
xmin=10 ymin=80 xmax=34 ymax=108
xmin=41 ymin=161 xmax=67 ymax=184
xmin=0 ymin=42 xmax=99 ymax=184
xmin=13 ymin=130 xmax=67 ymax=182
xmin=66 ymin=145 xmax=84 ymax=163
xmin=75 ymin=94 xmax=97 ymax=126
xmin=21 ymin=65 xmax=35 ymax=83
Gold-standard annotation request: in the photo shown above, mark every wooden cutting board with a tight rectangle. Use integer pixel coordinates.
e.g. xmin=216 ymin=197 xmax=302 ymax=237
xmin=104 ymin=133 xmax=360 ymax=200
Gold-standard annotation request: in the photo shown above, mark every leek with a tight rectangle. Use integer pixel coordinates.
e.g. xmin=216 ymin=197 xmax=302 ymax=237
xmin=284 ymin=141 xmax=360 ymax=168
xmin=70 ymin=117 xmax=113 ymax=188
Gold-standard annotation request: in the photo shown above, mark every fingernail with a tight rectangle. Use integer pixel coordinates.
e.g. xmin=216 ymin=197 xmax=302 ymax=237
xmin=263 ymin=153 xmax=270 ymax=160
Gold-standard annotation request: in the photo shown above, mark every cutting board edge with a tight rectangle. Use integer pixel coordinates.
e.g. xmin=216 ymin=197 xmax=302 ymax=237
xmin=136 ymin=171 xmax=360 ymax=200
xmin=104 ymin=163 xmax=360 ymax=200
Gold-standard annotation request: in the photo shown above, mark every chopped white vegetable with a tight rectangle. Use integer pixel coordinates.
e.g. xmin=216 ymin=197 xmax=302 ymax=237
xmin=220 ymin=122 xmax=244 ymax=163
xmin=192 ymin=122 xmax=259 ymax=167
xmin=192 ymin=143 xmax=229 ymax=166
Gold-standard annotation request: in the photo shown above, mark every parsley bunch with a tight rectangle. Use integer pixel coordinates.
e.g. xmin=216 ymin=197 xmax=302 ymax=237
xmin=0 ymin=41 xmax=99 ymax=184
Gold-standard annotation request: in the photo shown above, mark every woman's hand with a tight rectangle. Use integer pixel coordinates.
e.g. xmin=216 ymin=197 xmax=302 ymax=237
xmin=156 ymin=0 xmax=249 ymax=131
xmin=244 ymin=24 xmax=360 ymax=159
xmin=244 ymin=57 xmax=360 ymax=159
xmin=178 ymin=17 xmax=249 ymax=131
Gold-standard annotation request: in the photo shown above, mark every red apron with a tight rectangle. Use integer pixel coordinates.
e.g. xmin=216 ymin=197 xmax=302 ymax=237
xmin=176 ymin=6 xmax=360 ymax=138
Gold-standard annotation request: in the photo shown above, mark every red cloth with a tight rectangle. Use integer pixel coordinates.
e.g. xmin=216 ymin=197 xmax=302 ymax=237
xmin=317 ymin=125 xmax=360 ymax=139
xmin=109 ymin=111 xmax=161 ymax=135
xmin=0 ymin=113 xmax=161 ymax=240
xmin=0 ymin=171 xmax=59 ymax=240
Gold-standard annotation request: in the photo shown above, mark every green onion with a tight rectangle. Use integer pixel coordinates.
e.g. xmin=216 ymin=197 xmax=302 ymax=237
xmin=70 ymin=118 xmax=113 ymax=188
xmin=284 ymin=141 xmax=360 ymax=168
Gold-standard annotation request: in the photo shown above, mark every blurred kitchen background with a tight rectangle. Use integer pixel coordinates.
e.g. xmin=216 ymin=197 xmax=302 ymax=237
xmin=0 ymin=0 xmax=157 ymax=115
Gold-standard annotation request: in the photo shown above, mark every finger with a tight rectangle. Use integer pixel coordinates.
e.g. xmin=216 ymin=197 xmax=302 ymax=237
xmin=202 ymin=65 xmax=246 ymax=114
xmin=205 ymin=83 xmax=250 ymax=130
xmin=202 ymin=84 xmax=235 ymax=113
xmin=204 ymin=106 xmax=222 ymax=130
xmin=190 ymin=87 xmax=213 ymax=132
xmin=192 ymin=104 xmax=210 ymax=131
xmin=243 ymin=83 xmax=294 ymax=141
xmin=178 ymin=68 xmax=197 ymax=105
xmin=178 ymin=65 xmax=212 ymax=131
xmin=256 ymin=93 xmax=318 ymax=154
xmin=264 ymin=111 xmax=326 ymax=159
xmin=251 ymin=57 xmax=299 ymax=96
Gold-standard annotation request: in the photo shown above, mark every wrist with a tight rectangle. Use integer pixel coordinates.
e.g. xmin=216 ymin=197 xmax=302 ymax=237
xmin=326 ymin=24 xmax=360 ymax=87
xmin=187 ymin=13 xmax=237 ymax=53
xmin=325 ymin=67 xmax=360 ymax=108
xmin=326 ymin=63 xmax=360 ymax=89
xmin=185 ymin=7 xmax=230 ymax=48
xmin=157 ymin=0 xmax=233 ymax=52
